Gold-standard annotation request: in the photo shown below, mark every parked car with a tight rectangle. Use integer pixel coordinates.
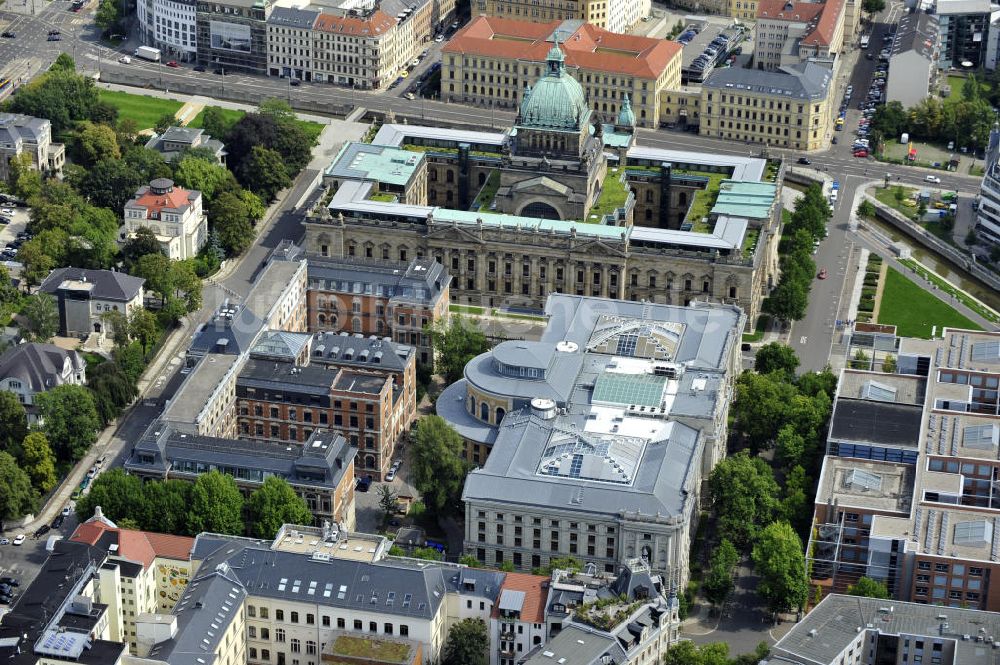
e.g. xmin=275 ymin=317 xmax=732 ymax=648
xmin=0 ymin=577 xmax=19 ymax=587
xmin=797 ymin=157 xmax=811 ymax=164
xmin=166 ymin=60 xmax=179 ymax=68
xmin=854 ymin=150 xmax=869 ymax=158
xmin=51 ymin=515 xmax=64 ymax=529
xmin=12 ymin=534 xmax=25 ymax=546
xmin=2 ymin=208 xmax=16 ymax=216
xmin=0 ymin=539 xmax=9 ymax=546
xmin=818 ymin=268 xmax=828 ymax=280
xmin=1 ymin=31 xmax=15 ymax=38
xmin=193 ymin=64 xmax=206 ymax=72
xmin=118 ymin=55 xmax=131 ymax=64
xmin=47 ymin=34 xmax=61 ymax=41
xmin=385 ymin=469 xmax=397 ymax=482
xmin=62 ymin=504 xmax=72 ymax=516
xmin=33 ymin=525 xmax=50 ymax=539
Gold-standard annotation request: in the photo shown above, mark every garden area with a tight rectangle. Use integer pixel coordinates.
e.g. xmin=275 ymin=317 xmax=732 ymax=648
xmin=876 ymin=266 xmax=982 ymax=338
xmin=588 ymin=167 xmax=631 ymax=222
xmin=98 ymin=90 xmax=183 ymax=130
xmin=856 ymin=253 xmax=882 ymax=323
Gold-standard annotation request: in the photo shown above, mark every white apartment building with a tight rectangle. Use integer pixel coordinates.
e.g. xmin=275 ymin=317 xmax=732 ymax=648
xmin=0 ymin=112 xmax=65 ymax=180
xmin=137 ymin=0 xmax=198 ymax=61
xmin=267 ymin=6 xmax=320 ymax=79
xmin=310 ymin=9 xmax=406 ymax=89
xmin=123 ymin=177 xmax=207 ymax=261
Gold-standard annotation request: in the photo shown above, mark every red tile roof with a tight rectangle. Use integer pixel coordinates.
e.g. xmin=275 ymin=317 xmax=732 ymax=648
xmin=492 ymin=572 xmax=548 ymax=623
xmin=70 ymin=520 xmax=194 ymax=568
xmin=130 ymin=184 xmax=196 ymax=217
xmin=443 ymin=16 xmax=681 ymax=79
xmin=314 ymin=10 xmax=396 ymax=36
xmin=756 ymin=0 xmax=844 ymax=47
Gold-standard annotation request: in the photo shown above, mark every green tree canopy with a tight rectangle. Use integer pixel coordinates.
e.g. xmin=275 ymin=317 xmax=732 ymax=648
xmin=410 ymin=415 xmax=469 ymax=515
xmin=21 ymin=432 xmax=58 ymax=493
xmin=862 ymin=0 xmax=885 ymax=13
xmin=172 ymin=155 xmax=238 ymax=200
xmin=703 ymin=538 xmax=740 ymax=606
xmin=752 ymin=521 xmax=809 ymax=613
xmin=51 ymin=53 xmax=76 ymax=73
xmin=37 ymin=384 xmax=101 ymax=462
xmin=76 ymin=121 xmax=121 ymax=165
xmin=242 ymin=146 xmax=291 ymax=201
xmin=187 ymin=470 xmax=244 ymax=535
xmin=663 ymin=641 xmax=731 ymax=665
xmin=428 ymin=317 xmax=491 ymax=385
xmin=95 ymin=0 xmax=119 ymax=31
xmin=87 ymin=360 xmax=138 ymax=425
xmin=754 ymin=342 xmax=800 ymax=377
xmin=708 ymin=450 xmax=780 ymax=549
xmin=0 ymin=390 xmax=28 ymax=459
xmin=20 ymin=293 xmax=59 ymax=342
xmin=198 ymin=106 xmax=233 ymax=139
xmin=246 ymin=476 xmax=312 ymax=539
xmin=208 ymin=190 xmax=256 ymax=256
xmin=731 ymin=371 xmax=800 ymax=450
xmin=0 ymin=451 xmax=37 ymax=520
xmin=441 ymin=618 xmax=489 ymax=665
xmin=140 ymin=479 xmax=192 ymax=535
xmin=9 ymin=69 xmax=101 ymax=133
xmin=847 ymin=576 xmax=891 ymax=599
xmin=76 ymin=469 xmax=146 ymax=523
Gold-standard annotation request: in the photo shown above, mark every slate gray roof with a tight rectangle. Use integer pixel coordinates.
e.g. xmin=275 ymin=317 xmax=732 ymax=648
xmin=934 ymin=0 xmax=991 ymax=15
xmin=0 ymin=113 xmax=50 ymax=145
xmin=309 ymin=332 xmax=414 ymax=373
xmin=892 ymin=12 xmax=938 ymax=59
xmin=702 ymin=61 xmax=832 ymax=100
xmin=434 ymin=380 xmax=499 ymax=445
xmin=462 ymin=413 xmax=702 ymax=519
xmin=0 ymin=343 xmax=84 ymax=394
xmin=250 ymin=330 xmax=313 ymax=361
xmin=127 ymin=419 xmax=357 ymax=489
xmin=191 ymin=537 xmax=450 ymax=620
xmin=542 ymin=294 xmax=742 ymax=370
xmin=521 ymin=626 xmax=622 ymax=665
xmin=463 ymin=342 xmax=584 ymax=406
xmin=307 ymin=254 xmax=449 ymax=306
xmin=829 ymin=398 xmax=924 ymax=448
xmin=147 ymin=568 xmax=247 ymax=665
xmin=771 ymin=594 xmax=1000 ymax=665
xmin=238 ymin=359 xmax=338 ymax=394
xmin=267 ymin=5 xmax=319 ymax=28
xmin=189 ymin=306 xmax=266 ymax=357
xmin=39 ymin=267 xmax=145 ymax=302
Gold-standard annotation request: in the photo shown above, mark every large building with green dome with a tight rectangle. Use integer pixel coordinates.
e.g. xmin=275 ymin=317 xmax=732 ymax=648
xmin=306 ymin=48 xmax=784 ymax=325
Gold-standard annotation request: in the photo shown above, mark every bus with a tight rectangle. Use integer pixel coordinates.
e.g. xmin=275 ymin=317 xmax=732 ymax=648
xmin=860 ymin=34 xmax=870 ymax=49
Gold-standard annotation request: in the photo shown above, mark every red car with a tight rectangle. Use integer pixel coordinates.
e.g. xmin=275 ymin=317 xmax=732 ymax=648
xmin=818 ymin=268 xmax=828 ymax=280
xmin=166 ymin=60 xmax=179 ymax=68
xmin=854 ymin=150 xmax=869 ymax=158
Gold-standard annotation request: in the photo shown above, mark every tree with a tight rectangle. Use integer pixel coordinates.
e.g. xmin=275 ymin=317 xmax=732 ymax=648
xmin=861 ymin=0 xmax=885 ymax=14
xmin=10 ymin=69 xmax=101 ymax=133
xmin=703 ymin=538 xmax=739 ymax=606
xmin=259 ymin=98 xmax=295 ymax=122
xmin=242 ymin=146 xmax=291 ymax=201
xmin=155 ymin=112 xmax=178 ymax=135
xmin=377 ymin=483 xmax=399 ymax=523
xmin=140 ymin=479 xmax=191 ymax=534
xmin=36 ymin=384 xmax=101 ymax=462
xmin=663 ymin=641 xmax=731 ymax=665
xmin=731 ymin=372 xmax=799 ymax=450
xmin=114 ymin=341 xmax=147 ymax=385
xmin=76 ymin=121 xmax=121 ymax=165
xmin=764 ymin=275 xmax=809 ymax=321
xmin=752 ymin=521 xmax=809 ymax=613
xmin=246 ymin=476 xmax=312 ymax=539
xmin=101 ymin=310 xmax=130 ymax=348
xmin=209 ymin=190 xmax=256 ymax=256
xmin=441 ymin=618 xmax=489 ymax=665
xmin=95 ymin=0 xmax=119 ymax=31
xmin=775 ymin=424 xmax=807 ymax=470
xmin=428 ymin=317 xmax=491 ymax=385
xmin=797 ymin=369 xmax=838 ymax=399
xmin=0 ymin=391 xmax=28 ymax=459
xmin=881 ymin=354 xmax=897 ymax=373
xmin=225 ymin=112 xmax=314 ymax=190
xmin=16 ymin=238 xmax=57 ymax=290
xmin=21 ymin=432 xmax=58 ymax=493
xmin=135 ymin=253 xmax=175 ymax=305
xmin=754 ymin=342 xmax=800 ymax=377
xmin=780 ymin=465 xmax=812 ymax=537
xmin=172 ymin=155 xmax=237 ymax=200
xmin=51 ymin=53 xmax=76 ymax=73
xmin=187 ymin=471 xmax=244 ymax=535
xmin=531 ymin=556 xmax=582 ymax=576
xmin=0 ymin=451 xmax=37 ymax=520
xmin=75 ymin=469 xmax=145 ymax=523
xmin=129 ymin=308 xmax=161 ymax=354
xmin=87 ymin=360 xmax=138 ymax=424
xmin=122 ymin=226 xmax=166 ymax=270
xmin=78 ymin=158 xmax=147 ymax=212
xmin=409 ymin=416 xmax=468 ymax=515
xmin=20 ymin=293 xmax=59 ymax=341
xmin=857 ymin=199 xmax=876 ymax=218
xmin=708 ymin=450 xmax=780 ymax=549
xmin=847 ymin=576 xmax=890 ymax=599
xmin=7 ymin=153 xmax=42 ymax=200
xmin=198 ymin=106 xmax=232 ymax=139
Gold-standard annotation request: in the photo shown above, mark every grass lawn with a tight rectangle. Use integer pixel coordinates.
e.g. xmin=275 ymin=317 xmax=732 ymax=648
xmin=99 ymin=90 xmax=183 ymax=130
xmin=474 ymin=169 xmax=500 ymax=211
xmin=368 ymin=191 xmax=396 ymax=202
xmin=588 ymin=167 xmax=630 ymax=221
xmin=899 ymin=258 xmax=1000 ymax=324
xmin=742 ymin=314 xmax=771 ymax=343
xmin=877 ymin=267 xmax=982 ymax=338
xmin=449 ymin=304 xmax=485 ymax=315
xmin=945 ymin=74 xmax=991 ymax=102
xmin=187 ymin=106 xmax=245 ymax=132
xmin=872 ymin=186 xmax=919 ymax=220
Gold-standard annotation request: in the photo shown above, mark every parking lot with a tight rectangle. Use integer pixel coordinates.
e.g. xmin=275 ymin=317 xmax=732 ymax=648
xmin=836 ymin=30 xmax=892 ymax=158
xmin=0 ymin=196 xmax=29 ymax=265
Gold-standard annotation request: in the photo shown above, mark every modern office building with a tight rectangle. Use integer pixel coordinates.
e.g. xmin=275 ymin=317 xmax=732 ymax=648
xmin=441 ymin=17 xmax=682 ymax=128
xmin=808 ymin=325 xmax=1000 ymax=611
xmin=448 ymin=293 xmax=744 ymax=587
xmin=0 ymin=343 xmax=86 ymax=421
xmin=975 ymin=124 xmax=1000 ymax=247
xmin=38 ymin=268 xmax=146 ymax=338
xmin=304 ymin=54 xmax=783 ymax=325
xmin=136 ymin=0 xmax=199 ymax=61
xmin=0 ymin=112 xmax=65 ymax=180
xmin=934 ymin=0 xmax=991 ymax=69
xmin=770 ymin=593 xmax=1000 ymax=665
xmin=195 ymin=0 xmax=273 ymax=74
xmin=700 ymin=62 xmax=834 ymax=151
xmin=123 ymin=178 xmax=209 ymax=261
xmin=886 ymin=12 xmax=940 ymax=108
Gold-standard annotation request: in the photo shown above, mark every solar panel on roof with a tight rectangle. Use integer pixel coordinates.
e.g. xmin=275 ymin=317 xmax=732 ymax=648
xmin=954 ymin=519 xmax=992 ymax=546
xmin=964 ymin=424 xmax=999 ymax=450
xmin=844 ymin=468 xmax=882 ymax=490
xmin=971 ymin=341 xmax=1000 ymax=363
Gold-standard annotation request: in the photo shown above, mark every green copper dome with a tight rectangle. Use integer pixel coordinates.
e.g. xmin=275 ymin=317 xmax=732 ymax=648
xmin=517 ymin=41 xmax=590 ymax=132
xmin=617 ymin=94 xmax=636 ymax=128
